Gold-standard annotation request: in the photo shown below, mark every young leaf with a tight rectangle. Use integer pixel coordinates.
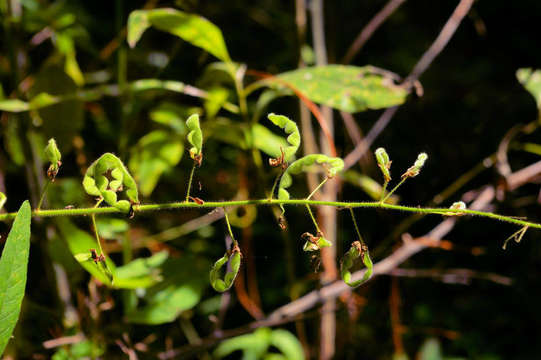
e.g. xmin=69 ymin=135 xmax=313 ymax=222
xmin=278 ymin=154 xmax=344 ymax=202
xmin=267 ymin=113 xmax=300 ymax=162
xmin=83 ymin=153 xmax=139 ymax=212
xmin=340 ymin=241 xmax=374 ymax=288
xmin=516 ymin=68 xmax=541 ymax=110
xmin=0 ymin=201 xmax=31 ymax=356
xmin=186 ymin=114 xmax=203 ymax=162
xmin=127 ymin=8 xmax=231 ymax=62
xmin=209 ymin=247 xmax=242 ymax=292
xmin=269 ymin=65 xmax=408 ymax=113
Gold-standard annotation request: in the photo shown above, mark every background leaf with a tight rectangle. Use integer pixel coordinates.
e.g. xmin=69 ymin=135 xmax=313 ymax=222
xmin=270 ymin=65 xmax=408 ymax=113
xmin=517 ymin=68 xmax=541 ymax=109
xmin=0 ymin=201 xmax=31 ymax=356
xmin=127 ymin=8 xmax=231 ymax=62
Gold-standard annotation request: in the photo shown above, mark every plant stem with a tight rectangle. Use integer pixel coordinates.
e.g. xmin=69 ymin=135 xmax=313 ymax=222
xmin=2 ymin=199 xmax=540 ymax=230
xmin=37 ymin=180 xmax=51 ymax=211
xmin=91 ymin=199 xmax=105 ymax=256
xmin=380 ymin=180 xmax=389 ymax=202
xmin=306 ymin=177 xmax=328 ymax=201
xmin=185 ymin=162 xmax=197 ymax=202
xmin=382 ymin=177 xmax=407 ymax=203
xmin=223 ymin=208 xmax=238 ymax=246
xmin=349 ymin=208 xmax=365 ymax=244
xmin=305 ymin=205 xmax=321 ymax=233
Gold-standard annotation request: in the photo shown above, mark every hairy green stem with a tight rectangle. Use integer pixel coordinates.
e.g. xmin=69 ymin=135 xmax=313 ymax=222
xmin=306 ymin=205 xmax=321 ymax=233
xmin=91 ymin=199 xmax=105 ymax=256
xmin=349 ymin=208 xmax=364 ymax=244
xmin=223 ymin=208 xmax=238 ymax=246
xmin=36 ymin=180 xmax=51 ymax=211
xmin=1 ymin=199 xmax=540 ymax=230
xmin=185 ymin=162 xmax=197 ymax=202
xmin=382 ymin=177 xmax=407 ymax=203
xmin=306 ymin=177 xmax=328 ymax=201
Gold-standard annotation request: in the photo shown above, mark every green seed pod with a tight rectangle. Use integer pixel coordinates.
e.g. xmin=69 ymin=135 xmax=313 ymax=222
xmin=267 ymin=113 xmax=300 ymax=162
xmin=83 ymin=153 xmax=139 ymax=212
xmin=186 ymin=114 xmax=203 ymax=164
xmin=45 ymin=138 xmax=62 ymax=180
xmin=209 ymin=246 xmax=242 ymax=292
xmin=403 ymin=152 xmax=428 ymax=178
xmin=340 ymin=241 xmax=374 ymax=288
xmin=374 ymin=147 xmax=391 ymax=182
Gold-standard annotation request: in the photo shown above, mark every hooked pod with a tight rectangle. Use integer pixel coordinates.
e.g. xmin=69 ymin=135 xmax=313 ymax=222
xmin=340 ymin=241 xmax=374 ymax=288
xmin=209 ymin=244 xmax=242 ymax=292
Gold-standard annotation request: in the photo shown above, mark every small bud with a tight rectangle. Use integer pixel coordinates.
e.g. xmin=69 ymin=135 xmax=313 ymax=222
xmin=402 ymin=152 xmax=428 ymax=178
xmin=45 ymin=138 xmax=62 ymax=181
xmin=444 ymin=201 xmax=467 ymax=216
xmin=375 ymin=147 xmax=391 ymax=182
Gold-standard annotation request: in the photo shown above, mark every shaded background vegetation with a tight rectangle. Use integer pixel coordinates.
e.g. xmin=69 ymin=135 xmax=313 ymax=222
xmin=1 ymin=0 xmax=541 ymax=359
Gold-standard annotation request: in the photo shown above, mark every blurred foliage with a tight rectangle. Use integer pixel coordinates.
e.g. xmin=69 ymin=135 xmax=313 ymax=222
xmin=1 ymin=0 xmax=541 ymax=359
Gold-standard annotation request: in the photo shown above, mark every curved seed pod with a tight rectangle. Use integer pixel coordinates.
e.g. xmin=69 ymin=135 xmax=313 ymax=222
xmin=267 ymin=113 xmax=300 ymax=163
xmin=374 ymin=147 xmax=391 ymax=182
xmin=209 ymin=245 xmax=242 ymax=292
xmin=83 ymin=153 xmax=139 ymax=212
xmin=278 ymin=154 xmax=344 ymax=203
xmin=45 ymin=138 xmax=62 ymax=180
xmin=340 ymin=241 xmax=374 ymax=288
xmin=186 ymin=114 xmax=203 ymax=164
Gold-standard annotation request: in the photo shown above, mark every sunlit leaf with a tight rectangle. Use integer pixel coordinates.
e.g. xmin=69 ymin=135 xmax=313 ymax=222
xmin=127 ymin=8 xmax=231 ymax=62
xmin=268 ymin=65 xmax=408 ymax=113
xmin=0 ymin=201 xmax=31 ymax=356
xmin=269 ymin=329 xmax=305 ymax=360
xmin=129 ymin=130 xmax=183 ymax=196
xmin=517 ymin=68 xmax=541 ymax=109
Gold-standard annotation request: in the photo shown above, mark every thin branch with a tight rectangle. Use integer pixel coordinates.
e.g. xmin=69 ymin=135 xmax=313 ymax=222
xmin=342 ymin=0 xmax=407 ymax=64
xmin=343 ymin=0 xmax=475 ymax=170
xmin=386 ymin=268 xmax=512 ymax=286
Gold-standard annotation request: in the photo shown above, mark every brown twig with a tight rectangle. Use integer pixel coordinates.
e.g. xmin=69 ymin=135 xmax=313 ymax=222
xmin=344 ymin=0 xmax=476 ymax=170
xmin=342 ymin=0 xmax=407 ymax=64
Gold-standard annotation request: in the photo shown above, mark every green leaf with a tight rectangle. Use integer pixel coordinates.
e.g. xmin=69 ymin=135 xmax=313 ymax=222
xmin=186 ymin=114 xmax=203 ymax=160
xmin=149 ymin=102 xmax=191 ymax=134
xmin=251 ymin=123 xmax=290 ymax=159
xmin=83 ymin=153 xmax=139 ymax=212
xmin=204 ymin=87 xmax=230 ymax=119
xmin=127 ymin=8 xmax=231 ymax=62
xmin=114 ymin=251 xmax=168 ymax=289
xmin=267 ymin=113 xmax=300 ymax=162
xmin=126 ymin=256 xmax=209 ymax=324
xmin=270 ymin=65 xmax=408 ymax=113
xmin=214 ymin=328 xmax=272 ymax=359
xmin=0 ymin=201 xmax=31 ymax=356
xmin=269 ymin=329 xmax=305 ymax=360
xmin=517 ymin=68 xmax=541 ymax=109
xmin=0 ymin=192 xmax=6 ymax=210
xmin=0 ymin=99 xmax=30 ymax=112
xmin=129 ymin=130 xmax=184 ymax=196
xmin=418 ymin=338 xmax=443 ymax=360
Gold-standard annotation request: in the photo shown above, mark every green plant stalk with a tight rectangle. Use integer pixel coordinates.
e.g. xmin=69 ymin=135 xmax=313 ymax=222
xmin=36 ymin=180 xmax=50 ymax=211
xmin=223 ymin=208 xmax=238 ymax=246
xmin=91 ymin=199 xmax=105 ymax=256
xmin=185 ymin=162 xmax=197 ymax=202
xmin=382 ymin=177 xmax=407 ymax=203
xmin=306 ymin=205 xmax=321 ymax=233
xmin=349 ymin=208 xmax=364 ymax=244
xmin=1 ymin=199 xmax=540 ymax=230
xmin=380 ymin=179 xmax=389 ymax=203
xmin=306 ymin=177 xmax=328 ymax=201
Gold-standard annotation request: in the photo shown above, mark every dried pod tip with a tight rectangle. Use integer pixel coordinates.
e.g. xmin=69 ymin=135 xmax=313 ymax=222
xmin=444 ymin=201 xmax=467 ymax=216
xmin=403 ymin=152 xmax=428 ymax=178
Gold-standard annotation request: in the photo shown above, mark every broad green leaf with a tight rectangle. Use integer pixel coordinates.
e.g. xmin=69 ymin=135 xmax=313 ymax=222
xmin=269 ymin=329 xmax=305 ymax=360
xmin=114 ymin=251 xmax=168 ymax=289
xmin=127 ymin=8 xmax=231 ymax=62
xmin=270 ymin=65 xmax=408 ymax=113
xmin=0 ymin=99 xmax=30 ymax=112
xmin=214 ymin=328 xmax=272 ymax=359
xmin=418 ymin=338 xmax=443 ymax=360
xmin=56 ymin=218 xmax=115 ymax=287
xmin=0 ymin=201 xmax=31 ymax=356
xmin=126 ymin=256 xmax=209 ymax=324
xmin=129 ymin=130 xmax=183 ymax=196
xmin=517 ymin=68 xmax=541 ymax=109
xmin=30 ymin=66 xmax=84 ymax=153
